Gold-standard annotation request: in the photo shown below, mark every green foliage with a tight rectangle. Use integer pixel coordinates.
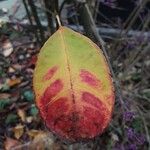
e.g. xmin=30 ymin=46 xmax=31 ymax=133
xmin=0 ymin=99 xmax=11 ymax=110
xmin=30 ymin=105 xmax=38 ymax=116
xmin=0 ymin=67 xmax=5 ymax=78
xmin=5 ymin=114 xmax=18 ymax=124
xmin=23 ymin=90 xmax=34 ymax=102
xmin=0 ymin=83 xmax=10 ymax=92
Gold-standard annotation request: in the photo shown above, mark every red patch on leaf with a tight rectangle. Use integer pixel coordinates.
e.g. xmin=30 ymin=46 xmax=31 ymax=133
xmin=38 ymin=79 xmax=63 ymax=119
xmin=45 ymin=98 xmax=72 ymax=138
xmin=41 ymin=92 xmax=110 ymax=141
xmin=38 ymin=87 xmax=111 ymax=141
xmin=41 ymin=79 xmax=63 ymax=106
xmin=43 ymin=66 xmax=58 ymax=81
xmin=46 ymin=99 xmax=82 ymax=140
xmin=80 ymin=69 xmax=101 ymax=87
xmin=75 ymin=92 xmax=110 ymax=138
xmin=77 ymin=105 xmax=109 ymax=138
xmin=82 ymin=91 xmax=103 ymax=109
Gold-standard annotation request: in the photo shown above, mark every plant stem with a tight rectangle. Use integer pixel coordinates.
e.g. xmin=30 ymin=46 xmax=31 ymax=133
xmin=27 ymin=0 xmax=45 ymax=43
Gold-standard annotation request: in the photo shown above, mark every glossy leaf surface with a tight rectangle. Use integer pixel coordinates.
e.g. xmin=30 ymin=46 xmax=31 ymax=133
xmin=33 ymin=26 xmax=115 ymax=142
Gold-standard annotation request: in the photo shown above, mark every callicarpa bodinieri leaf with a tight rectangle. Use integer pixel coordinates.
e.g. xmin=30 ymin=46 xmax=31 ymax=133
xmin=33 ymin=26 xmax=115 ymax=142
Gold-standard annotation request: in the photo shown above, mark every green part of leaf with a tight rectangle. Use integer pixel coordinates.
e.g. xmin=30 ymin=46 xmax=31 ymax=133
xmin=23 ymin=90 xmax=34 ymax=102
xmin=30 ymin=105 xmax=39 ymax=116
xmin=0 ymin=99 xmax=11 ymax=110
xmin=5 ymin=114 xmax=18 ymax=124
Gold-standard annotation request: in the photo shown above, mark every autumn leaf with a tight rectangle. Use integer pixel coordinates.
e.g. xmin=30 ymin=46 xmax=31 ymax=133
xmin=2 ymin=39 xmax=13 ymax=57
xmin=17 ymin=109 xmax=26 ymax=122
xmin=12 ymin=124 xmax=24 ymax=139
xmin=7 ymin=78 xmax=21 ymax=87
xmin=4 ymin=137 xmax=21 ymax=150
xmin=29 ymin=132 xmax=54 ymax=150
xmin=28 ymin=129 xmax=40 ymax=139
xmin=33 ymin=26 xmax=115 ymax=142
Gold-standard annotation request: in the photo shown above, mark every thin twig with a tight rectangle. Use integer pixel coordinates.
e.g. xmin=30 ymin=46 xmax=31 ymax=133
xmin=27 ymin=0 xmax=45 ymax=43
xmin=22 ymin=0 xmax=40 ymax=42
xmin=122 ymin=43 xmax=150 ymax=76
xmin=111 ymin=0 xmax=148 ymax=58
xmin=59 ymin=0 xmax=68 ymax=15
xmin=43 ymin=0 xmax=56 ymax=34
xmin=124 ymin=0 xmax=148 ymax=34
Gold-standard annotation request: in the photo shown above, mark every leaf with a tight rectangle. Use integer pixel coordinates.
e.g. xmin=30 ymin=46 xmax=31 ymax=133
xmin=26 ymin=116 xmax=33 ymax=123
xmin=30 ymin=132 xmax=54 ymax=149
xmin=33 ymin=26 xmax=115 ymax=141
xmin=27 ymin=129 xmax=41 ymax=139
xmin=4 ymin=137 xmax=21 ymax=150
xmin=12 ymin=124 xmax=24 ymax=139
xmin=0 ymin=83 xmax=10 ymax=91
xmin=2 ymin=39 xmax=13 ymax=57
xmin=23 ymin=90 xmax=34 ymax=102
xmin=0 ymin=99 xmax=11 ymax=110
xmin=30 ymin=105 xmax=39 ymax=116
xmin=0 ymin=93 xmax=11 ymax=99
xmin=7 ymin=78 xmax=21 ymax=87
xmin=8 ymin=67 xmax=16 ymax=73
xmin=5 ymin=114 xmax=18 ymax=124
xmin=17 ymin=109 xmax=26 ymax=122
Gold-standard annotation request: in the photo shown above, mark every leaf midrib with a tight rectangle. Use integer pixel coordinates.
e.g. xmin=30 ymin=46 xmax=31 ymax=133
xmin=59 ymin=28 xmax=76 ymax=104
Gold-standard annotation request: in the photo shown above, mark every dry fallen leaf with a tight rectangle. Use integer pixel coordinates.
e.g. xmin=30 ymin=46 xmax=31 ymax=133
xmin=0 ymin=93 xmax=11 ymax=99
xmin=4 ymin=137 xmax=21 ymax=150
xmin=8 ymin=67 xmax=16 ymax=73
xmin=7 ymin=78 xmax=21 ymax=87
xmin=12 ymin=64 xmax=23 ymax=70
xmin=12 ymin=124 xmax=24 ymax=139
xmin=2 ymin=39 xmax=13 ymax=57
xmin=30 ymin=132 xmax=54 ymax=150
xmin=27 ymin=129 xmax=40 ymax=139
xmin=111 ymin=132 xmax=119 ymax=142
xmin=17 ymin=109 xmax=26 ymax=122
xmin=26 ymin=116 xmax=33 ymax=123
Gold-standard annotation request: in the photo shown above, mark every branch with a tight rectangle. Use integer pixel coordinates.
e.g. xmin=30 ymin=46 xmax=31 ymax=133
xmin=22 ymin=0 xmax=40 ymax=42
xmin=27 ymin=0 xmax=45 ymax=43
xmin=43 ymin=0 xmax=56 ymax=34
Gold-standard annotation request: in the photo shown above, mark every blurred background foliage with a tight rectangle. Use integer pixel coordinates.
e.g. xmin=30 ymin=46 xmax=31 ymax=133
xmin=0 ymin=0 xmax=150 ymax=149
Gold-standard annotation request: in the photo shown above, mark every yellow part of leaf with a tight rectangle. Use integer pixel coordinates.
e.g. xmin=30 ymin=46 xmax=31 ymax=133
xmin=34 ymin=26 xmax=114 ymax=111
